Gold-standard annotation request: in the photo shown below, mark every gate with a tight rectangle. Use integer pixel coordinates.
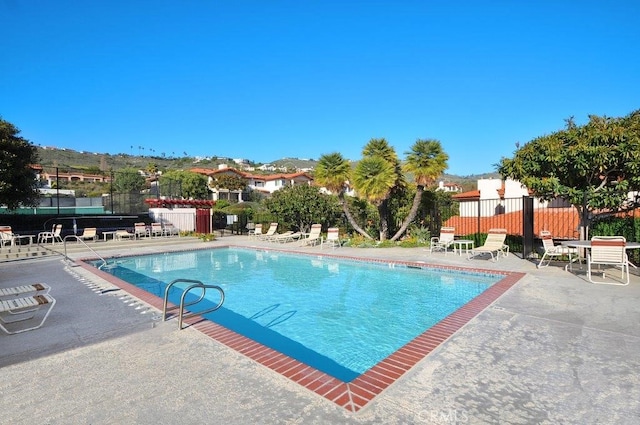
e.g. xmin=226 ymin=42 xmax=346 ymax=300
xmin=195 ymin=209 xmax=211 ymax=233
xmin=522 ymin=196 xmax=534 ymax=259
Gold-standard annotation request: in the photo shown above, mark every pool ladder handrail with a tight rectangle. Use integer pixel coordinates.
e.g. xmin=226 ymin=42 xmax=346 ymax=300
xmin=162 ymin=279 xmax=225 ymax=330
xmin=62 ymin=235 xmax=108 ymax=269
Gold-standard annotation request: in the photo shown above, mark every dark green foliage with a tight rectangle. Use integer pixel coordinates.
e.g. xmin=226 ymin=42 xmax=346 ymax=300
xmin=499 ymin=110 xmax=640 ymax=232
xmin=113 ymin=168 xmax=146 ymax=194
xmin=0 ymin=118 xmax=40 ymax=209
xmin=160 ymin=170 xmax=209 ymax=199
xmin=264 ymin=184 xmax=341 ymax=232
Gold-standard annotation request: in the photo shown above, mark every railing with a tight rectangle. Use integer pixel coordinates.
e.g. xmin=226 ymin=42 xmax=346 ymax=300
xmin=62 ymin=235 xmax=108 ymax=269
xmin=162 ymin=279 xmax=225 ymax=329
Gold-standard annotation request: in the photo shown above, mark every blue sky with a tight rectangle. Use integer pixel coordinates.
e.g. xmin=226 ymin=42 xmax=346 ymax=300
xmin=1 ymin=1 xmax=638 ymax=176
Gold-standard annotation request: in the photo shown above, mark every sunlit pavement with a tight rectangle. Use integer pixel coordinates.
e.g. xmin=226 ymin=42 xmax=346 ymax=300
xmin=1 ymin=235 xmax=639 ymax=424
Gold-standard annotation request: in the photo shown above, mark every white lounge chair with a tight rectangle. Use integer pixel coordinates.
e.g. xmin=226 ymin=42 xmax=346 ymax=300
xmin=150 ymin=222 xmax=164 ymax=237
xmin=163 ymin=223 xmax=180 ymax=237
xmin=430 ymin=226 xmax=455 ymax=254
xmin=321 ymin=227 xmax=341 ymax=249
xmin=248 ymin=223 xmax=263 ymax=239
xmin=134 ymin=222 xmax=149 ymax=239
xmin=468 ymin=229 xmax=508 ymax=261
xmin=0 ymin=294 xmax=56 ymax=334
xmin=300 ymin=224 xmax=322 ymax=246
xmin=257 ymin=223 xmax=279 ymax=241
xmin=38 ymin=224 xmax=63 ymax=244
xmin=0 ymin=283 xmax=50 ymax=299
xmin=115 ymin=229 xmax=135 ymax=240
xmin=0 ymin=226 xmax=32 ymax=247
xmin=271 ymin=231 xmax=302 ymax=243
xmin=79 ymin=227 xmax=98 ymax=242
xmin=537 ymin=230 xmax=578 ymax=268
xmin=587 ymin=236 xmax=629 ymax=285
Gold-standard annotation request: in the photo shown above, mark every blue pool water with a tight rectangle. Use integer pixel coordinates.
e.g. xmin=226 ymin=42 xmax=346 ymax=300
xmin=96 ymin=247 xmax=500 ymax=381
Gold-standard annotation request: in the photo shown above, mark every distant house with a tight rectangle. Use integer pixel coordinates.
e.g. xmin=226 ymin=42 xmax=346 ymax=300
xmin=39 ymin=170 xmax=111 ymax=186
xmin=435 ymin=181 xmax=463 ymax=193
xmin=190 ymin=164 xmax=314 ymax=202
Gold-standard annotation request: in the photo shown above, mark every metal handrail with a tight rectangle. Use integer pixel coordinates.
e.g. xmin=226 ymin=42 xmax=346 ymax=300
xmin=62 ymin=235 xmax=108 ymax=269
xmin=162 ymin=279 xmax=225 ymax=329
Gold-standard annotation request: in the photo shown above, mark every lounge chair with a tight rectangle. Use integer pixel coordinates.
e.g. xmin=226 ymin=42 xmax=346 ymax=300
xmin=115 ymin=229 xmax=135 ymax=240
xmin=587 ymin=236 xmax=630 ymax=285
xmin=134 ymin=222 xmax=149 ymax=239
xmin=0 ymin=283 xmax=50 ymax=299
xmin=248 ymin=223 xmax=262 ymax=239
xmin=38 ymin=224 xmax=63 ymax=244
xmin=1 ymin=225 xmax=35 ymax=247
xmin=271 ymin=231 xmax=302 ymax=243
xmin=150 ymin=222 xmax=164 ymax=237
xmin=300 ymin=224 xmax=322 ymax=246
xmin=321 ymin=227 xmax=341 ymax=249
xmin=430 ymin=226 xmax=455 ymax=254
xmin=537 ymin=230 xmax=577 ymax=268
xmin=257 ymin=223 xmax=278 ymax=240
xmin=0 ymin=293 xmax=56 ymax=334
xmin=79 ymin=227 xmax=98 ymax=242
xmin=163 ymin=223 xmax=180 ymax=237
xmin=468 ymin=228 xmax=508 ymax=261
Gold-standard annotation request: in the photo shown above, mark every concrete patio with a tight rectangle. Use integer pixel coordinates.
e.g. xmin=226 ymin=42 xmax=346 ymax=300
xmin=1 ymin=235 xmax=639 ymax=424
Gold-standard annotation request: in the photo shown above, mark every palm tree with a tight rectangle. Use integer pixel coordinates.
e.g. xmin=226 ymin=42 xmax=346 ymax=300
xmin=315 ymin=153 xmax=372 ymax=239
xmin=352 ymin=156 xmax=396 ymax=241
xmin=359 ymin=138 xmax=405 ymax=240
xmin=390 ymin=139 xmax=449 ymax=241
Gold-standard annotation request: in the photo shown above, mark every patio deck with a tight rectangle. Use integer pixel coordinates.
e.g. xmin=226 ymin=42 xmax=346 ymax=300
xmin=1 ymin=236 xmax=639 ymax=424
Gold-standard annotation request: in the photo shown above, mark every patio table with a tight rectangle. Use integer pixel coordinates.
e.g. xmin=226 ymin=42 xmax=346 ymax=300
xmin=561 ymin=240 xmax=640 ymax=270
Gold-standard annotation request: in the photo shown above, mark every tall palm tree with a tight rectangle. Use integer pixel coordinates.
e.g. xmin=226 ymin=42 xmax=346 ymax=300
xmin=314 ymin=153 xmax=372 ymax=239
xmin=360 ymin=138 xmax=405 ymax=240
xmin=352 ymin=156 xmax=396 ymax=240
xmin=390 ymin=139 xmax=449 ymax=241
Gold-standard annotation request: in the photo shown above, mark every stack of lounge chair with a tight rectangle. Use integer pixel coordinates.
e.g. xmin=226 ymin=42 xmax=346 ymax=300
xmin=0 ymin=283 xmax=56 ymax=334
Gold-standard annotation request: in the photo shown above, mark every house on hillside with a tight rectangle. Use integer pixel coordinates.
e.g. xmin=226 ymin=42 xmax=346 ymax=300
xmin=436 ymin=181 xmax=463 ymax=193
xmin=39 ymin=169 xmax=111 ymax=186
xmin=190 ymin=164 xmax=314 ymax=202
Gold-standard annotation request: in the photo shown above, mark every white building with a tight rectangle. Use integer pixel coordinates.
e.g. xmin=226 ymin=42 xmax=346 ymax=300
xmin=453 ymin=178 xmax=570 ymax=217
xmin=190 ymin=165 xmax=314 ymax=202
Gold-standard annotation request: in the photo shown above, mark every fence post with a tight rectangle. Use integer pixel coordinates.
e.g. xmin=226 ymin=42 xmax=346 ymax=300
xmin=522 ymin=195 xmax=534 ymax=259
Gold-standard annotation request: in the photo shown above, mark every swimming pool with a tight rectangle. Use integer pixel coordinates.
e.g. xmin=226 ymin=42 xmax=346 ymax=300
xmin=96 ymin=247 xmax=497 ymax=375
xmin=86 ymin=246 xmax=525 ymax=412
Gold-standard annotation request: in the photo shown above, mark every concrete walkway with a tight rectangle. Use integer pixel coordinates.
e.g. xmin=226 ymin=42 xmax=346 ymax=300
xmin=1 ymin=236 xmax=639 ymax=424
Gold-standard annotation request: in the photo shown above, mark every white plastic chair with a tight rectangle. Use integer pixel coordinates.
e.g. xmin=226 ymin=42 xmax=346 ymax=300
xmin=537 ymin=230 xmax=577 ymax=268
xmin=430 ymin=227 xmax=455 ymax=254
xmin=321 ymin=228 xmax=341 ymax=249
xmin=587 ymin=236 xmax=629 ymax=285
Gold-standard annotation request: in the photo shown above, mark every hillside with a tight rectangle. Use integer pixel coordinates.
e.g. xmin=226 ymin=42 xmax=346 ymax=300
xmin=35 ymin=147 xmax=494 ymax=189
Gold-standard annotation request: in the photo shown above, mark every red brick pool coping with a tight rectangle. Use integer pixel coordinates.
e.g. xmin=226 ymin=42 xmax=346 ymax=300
xmin=78 ymin=246 xmax=525 ymax=413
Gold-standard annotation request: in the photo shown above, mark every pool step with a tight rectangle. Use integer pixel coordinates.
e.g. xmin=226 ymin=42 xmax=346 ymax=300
xmin=0 ymin=245 xmax=56 ymax=262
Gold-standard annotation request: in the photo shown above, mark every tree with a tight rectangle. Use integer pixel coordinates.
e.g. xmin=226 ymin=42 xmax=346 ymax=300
xmin=0 ymin=118 xmax=40 ymax=209
xmin=209 ymin=174 xmax=247 ymax=201
xmin=264 ymin=184 xmax=341 ymax=233
xmin=390 ymin=139 xmax=449 ymax=241
xmin=113 ymin=168 xmax=146 ymax=193
xmin=352 ymin=138 xmax=404 ymax=241
xmin=316 ymin=138 xmax=450 ymax=242
xmin=160 ymin=170 xmax=208 ymax=199
xmin=498 ymin=110 xmax=640 ymax=238
xmin=314 ymin=152 xmax=372 ymax=239
xmin=146 ymin=162 xmax=159 ymax=175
